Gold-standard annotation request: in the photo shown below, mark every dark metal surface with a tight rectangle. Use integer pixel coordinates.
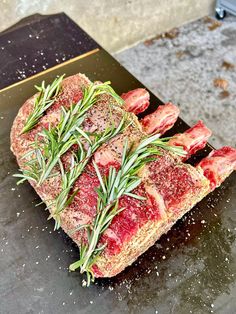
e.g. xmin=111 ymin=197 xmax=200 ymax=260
xmin=0 ymin=49 xmax=236 ymax=314
xmin=0 ymin=13 xmax=99 ymax=89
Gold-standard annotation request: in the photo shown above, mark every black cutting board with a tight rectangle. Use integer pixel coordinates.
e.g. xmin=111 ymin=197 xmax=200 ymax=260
xmin=0 ymin=14 xmax=235 ymax=314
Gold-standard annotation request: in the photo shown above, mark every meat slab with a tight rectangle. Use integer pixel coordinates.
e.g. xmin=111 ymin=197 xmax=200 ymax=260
xmin=10 ymin=74 xmax=236 ymax=279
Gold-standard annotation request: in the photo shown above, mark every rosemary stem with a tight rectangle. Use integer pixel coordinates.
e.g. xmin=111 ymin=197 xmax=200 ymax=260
xmin=80 ymin=226 xmax=101 ymax=272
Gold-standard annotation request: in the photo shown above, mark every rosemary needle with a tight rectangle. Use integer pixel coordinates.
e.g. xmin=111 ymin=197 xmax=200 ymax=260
xmin=21 ymin=75 xmax=65 ymax=134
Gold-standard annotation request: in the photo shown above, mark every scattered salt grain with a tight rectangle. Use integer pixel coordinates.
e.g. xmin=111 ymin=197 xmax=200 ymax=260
xmin=35 ymin=261 xmax=39 ymax=265
xmin=201 ymin=220 xmax=206 ymax=224
xmin=11 ymin=188 xmax=16 ymax=191
xmin=162 ymin=255 xmax=166 ymax=260
xmin=69 ymin=291 xmax=73 ymax=296
xmin=117 ymin=293 xmax=122 ymax=301
xmin=16 ymin=212 xmax=20 ymax=217
xmin=89 ymin=300 xmax=93 ymax=304
xmin=211 ymin=304 xmax=214 ymax=308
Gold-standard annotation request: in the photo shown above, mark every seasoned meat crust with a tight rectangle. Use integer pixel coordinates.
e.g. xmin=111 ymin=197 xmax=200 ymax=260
xmin=11 ymin=74 xmax=210 ymax=278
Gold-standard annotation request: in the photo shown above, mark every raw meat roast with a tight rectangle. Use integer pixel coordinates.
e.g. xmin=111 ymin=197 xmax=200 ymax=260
xmin=11 ymin=74 xmax=236 ymax=280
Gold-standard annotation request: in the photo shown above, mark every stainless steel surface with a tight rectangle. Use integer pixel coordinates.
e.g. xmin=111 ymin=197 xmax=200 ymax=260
xmin=216 ymin=0 xmax=236 ymax=17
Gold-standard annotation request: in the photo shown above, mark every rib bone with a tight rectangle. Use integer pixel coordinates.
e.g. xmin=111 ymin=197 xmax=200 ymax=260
xmin=197 ymin=146 xmax=236 ymax=191
xmin=140 ymin=102 xmax=179 ymax=135
xmin=168 ymin=120 xmax=212 ymax=161
xmin=121 ymin=88 xmax=150 ymax=115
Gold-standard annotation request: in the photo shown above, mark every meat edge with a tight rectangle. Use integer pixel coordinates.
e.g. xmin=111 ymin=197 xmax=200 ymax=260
xmin=92 ymin=167 xmax=210 ymax=278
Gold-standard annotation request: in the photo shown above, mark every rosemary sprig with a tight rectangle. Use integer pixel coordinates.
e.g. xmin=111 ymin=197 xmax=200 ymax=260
xmin=13 ymin=148 xmax=45 ymax=185
xmin=57 ymin=81 xmax=124 ymax=143
xmin=21 ymin=75 xmax=65 ymax=134
xmin=15 ymin=81 xmax=125 ymax=186
xmin=50 ymin=115 xmax=128 ymax=230
xmin=13 ymin=130 xmax=78 ymax=185
xmin=69 ymin=134 xmax=186 ymax=286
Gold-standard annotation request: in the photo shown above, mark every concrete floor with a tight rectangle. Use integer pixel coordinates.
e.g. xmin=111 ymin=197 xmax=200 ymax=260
xmin=116 ymin=15 xmax=236 ymax=148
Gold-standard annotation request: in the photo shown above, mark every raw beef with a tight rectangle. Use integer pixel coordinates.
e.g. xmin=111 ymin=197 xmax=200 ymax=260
xmin=10 ymin=74 xmax=236 ymax=278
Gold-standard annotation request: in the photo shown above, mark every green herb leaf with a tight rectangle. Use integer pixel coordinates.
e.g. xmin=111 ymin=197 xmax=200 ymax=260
xmin=22 ymin=75 xmax=65 ymax=134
